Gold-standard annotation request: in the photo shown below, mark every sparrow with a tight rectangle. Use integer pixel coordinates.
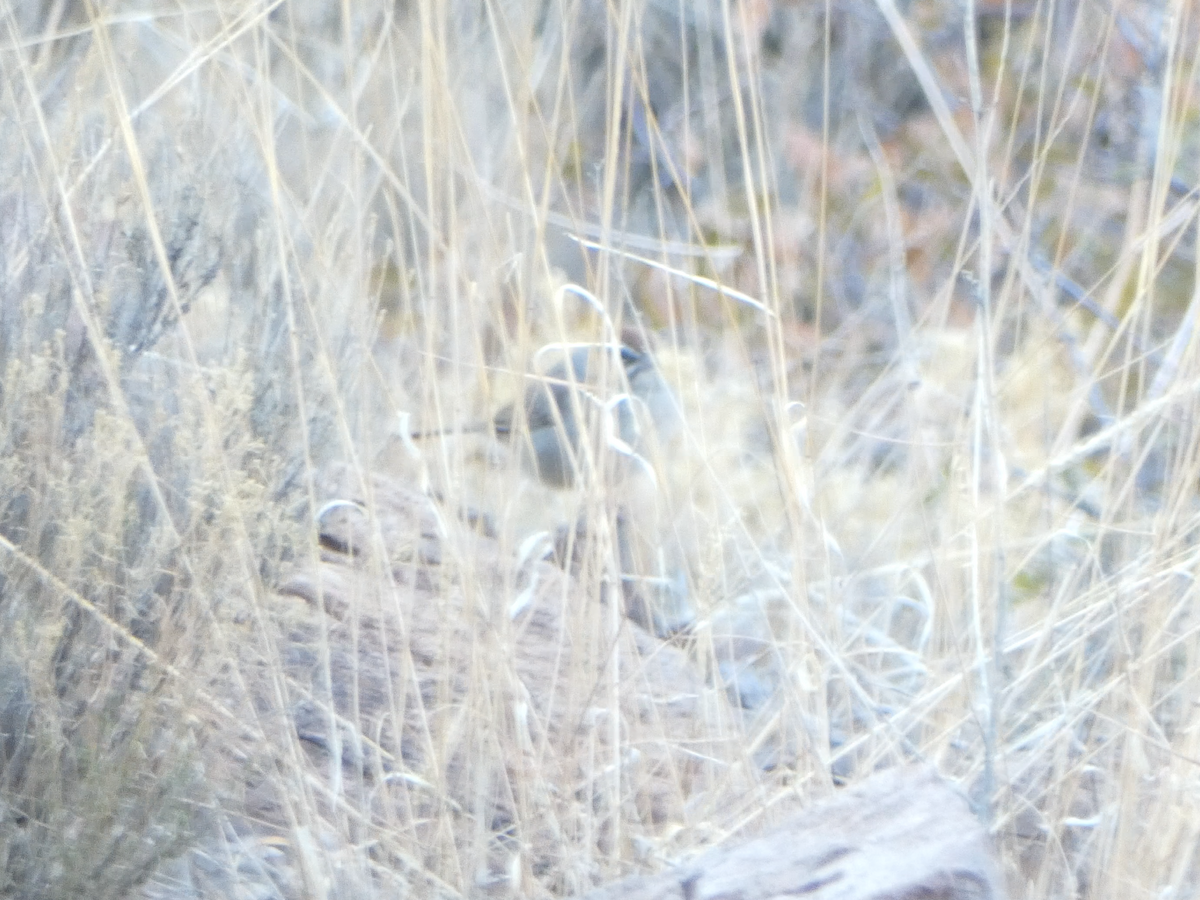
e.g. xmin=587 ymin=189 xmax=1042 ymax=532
xmin=493 ymin=341 xmax=678 ymax=487
xmin=412 ymin=338 xmax=680 ymax=488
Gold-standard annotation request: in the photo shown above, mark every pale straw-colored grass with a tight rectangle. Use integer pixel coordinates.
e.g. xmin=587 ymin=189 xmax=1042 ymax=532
xmin=1 ymin=2 xmax=1197 ymax=898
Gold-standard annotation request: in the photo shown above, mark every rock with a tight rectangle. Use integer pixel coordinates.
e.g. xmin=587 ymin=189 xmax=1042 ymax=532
xmin=577 ymin=765 xmax=1003 ymax=900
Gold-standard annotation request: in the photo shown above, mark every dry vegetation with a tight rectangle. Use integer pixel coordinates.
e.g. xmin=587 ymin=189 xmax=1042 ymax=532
xmin=1 ymin=0 xmax=1199 ymax=897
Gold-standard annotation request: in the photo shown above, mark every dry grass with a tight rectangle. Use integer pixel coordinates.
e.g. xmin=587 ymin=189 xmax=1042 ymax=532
xmin=1 ymin=0 xmax=1199 ymax=898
